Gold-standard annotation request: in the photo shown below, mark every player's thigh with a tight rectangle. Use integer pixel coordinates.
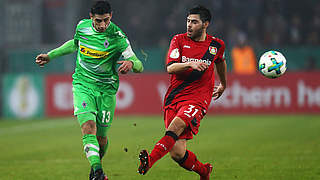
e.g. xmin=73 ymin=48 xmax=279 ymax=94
xmin=176 ymin=103 xmax=205 ymax=139
xmin=96 ymin=93 xmax=116 ymax=137
xmin=167 ymin=116 xmax=187 ymax=136
xmin=164 ymin=106 xmax=178 ymax=129
xmin=73 ymin=84 xmax=98 ymax=127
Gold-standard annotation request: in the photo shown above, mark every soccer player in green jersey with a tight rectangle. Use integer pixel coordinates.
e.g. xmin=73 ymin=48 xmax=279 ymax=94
xmin=35 ymin=1 xmax=143 ymax=180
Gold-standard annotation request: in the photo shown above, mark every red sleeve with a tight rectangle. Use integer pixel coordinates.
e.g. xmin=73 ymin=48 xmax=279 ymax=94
xmin=214 ymin=39 xmax=226 ymax=63
xmin=166 ymin=35 xmax=181 ymax=66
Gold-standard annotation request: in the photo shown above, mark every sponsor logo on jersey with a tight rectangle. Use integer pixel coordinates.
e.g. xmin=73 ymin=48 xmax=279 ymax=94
xmin=183 ymin=45 xmax=191 ymax=48
xmin=79 ymin=45 xmax=109 ymax=58
xmin=209 ymin=46 xmax=217 ymax=55
xmin=182 ymin=56 xmax=212 ymax=65
xmin=170 ymin=48 xmax=180 ymax=59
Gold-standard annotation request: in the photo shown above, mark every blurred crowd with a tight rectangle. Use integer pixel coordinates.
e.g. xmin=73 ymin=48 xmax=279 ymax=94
xmin=0 ymin=0 xmax=319 ymax=74
xmin=3 ymin=0 xmax=319 ymax=48
xmin=94 ymin=0 xmax=320 ymax=48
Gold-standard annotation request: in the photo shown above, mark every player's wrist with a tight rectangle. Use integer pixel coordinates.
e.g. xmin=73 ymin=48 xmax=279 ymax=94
xmin=128 ymin=60 xmax=134 ymax=67
xmin=186 ymin=61 xmax=194 ymax=69
xmin=47 ymin=53 xmax=53 ymax=61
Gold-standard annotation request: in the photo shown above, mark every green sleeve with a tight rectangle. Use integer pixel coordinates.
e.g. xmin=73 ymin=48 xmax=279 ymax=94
xmin=127 ymin=55 xmax=144 ymax=73
xmin=119 ymin=37 xmax=144 ymax=73
xmin=48 ymin=39 xmax=78 ymax=60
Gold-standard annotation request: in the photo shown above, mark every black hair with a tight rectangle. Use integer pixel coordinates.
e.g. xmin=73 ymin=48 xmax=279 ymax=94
xmin=91 ymin=1 xmax=112 ymax=15
xmin=187 ymin=5 xmax=212 ymax=23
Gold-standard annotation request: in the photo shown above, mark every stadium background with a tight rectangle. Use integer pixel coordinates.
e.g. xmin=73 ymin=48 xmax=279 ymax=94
xmin=0 ymin=0 xmax=319 ymax=180
xmin=0 ymin=0 xmax=319 ymax=118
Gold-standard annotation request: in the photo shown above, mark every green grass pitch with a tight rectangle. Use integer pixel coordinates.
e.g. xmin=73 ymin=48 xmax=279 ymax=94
xmin=0 ymin=115 xmax=319 ymax=180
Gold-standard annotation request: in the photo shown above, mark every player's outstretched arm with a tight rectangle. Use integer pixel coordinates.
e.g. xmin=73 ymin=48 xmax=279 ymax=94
xmin=167 ymin=61 xmax=208 ymax=74
xmin=35 ymin=39 xmax=78 ymax=67
xmin=213 ymin=61 xmax=227 ymax=100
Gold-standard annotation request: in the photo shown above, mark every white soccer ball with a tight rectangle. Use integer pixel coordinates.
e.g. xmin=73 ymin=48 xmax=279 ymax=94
xmin=258 ymin=50 xmax=287 ymax=79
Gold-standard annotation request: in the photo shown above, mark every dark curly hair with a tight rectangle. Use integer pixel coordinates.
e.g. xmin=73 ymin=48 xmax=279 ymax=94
xmin=188 ymin=5 xmax=212 ymax=23
xmin=91 ymin=1 xmax=112 ymax=15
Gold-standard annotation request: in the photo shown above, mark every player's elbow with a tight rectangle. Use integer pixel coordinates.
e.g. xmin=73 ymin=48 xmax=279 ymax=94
xmin=166 ymin=65 xmax=175 ymax=74
xmin=215 ymin=61 xmax=227 ymax=70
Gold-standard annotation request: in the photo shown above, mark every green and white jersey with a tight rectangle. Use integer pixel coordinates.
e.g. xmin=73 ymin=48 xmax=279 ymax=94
xmin=73 ymin=19 xmax=135 ymax=93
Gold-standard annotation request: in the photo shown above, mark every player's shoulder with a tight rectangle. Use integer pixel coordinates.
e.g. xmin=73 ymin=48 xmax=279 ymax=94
xmin=208 ymin=35 xmax=225 ymax=47
xmin=172 ymin=33 xmax=188 ymax=40
xmin=76 ymin=19 xmax=91 ymax=28
xmin=107 ymin=22 xmax=127 ymax=39
xmin=170 ymin=33 xmax=189 ymax=44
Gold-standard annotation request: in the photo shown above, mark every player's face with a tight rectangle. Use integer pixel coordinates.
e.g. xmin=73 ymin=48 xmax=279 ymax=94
xmin=187 ymin=14 xmax=205 ymax=40
xmin=90 ymin=13 xmax=112 ymax=32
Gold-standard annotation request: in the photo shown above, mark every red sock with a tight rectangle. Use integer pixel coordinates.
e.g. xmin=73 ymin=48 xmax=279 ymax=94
xmin=149 ymin=131 xmax=178 ymax=167
xmin=177 ymin=150 xmax=208 ymax=176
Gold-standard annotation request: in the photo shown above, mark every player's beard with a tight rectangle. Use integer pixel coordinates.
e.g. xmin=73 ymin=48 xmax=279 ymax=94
xmin=188 ymin=25 xmax=205 ymax=41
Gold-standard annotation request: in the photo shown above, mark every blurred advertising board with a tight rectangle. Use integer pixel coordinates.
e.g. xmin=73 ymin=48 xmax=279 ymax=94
xmin=211 ymin=72 xmax=320 ymax=114
xmin=44 ymin=72 xmax=320 ymax=117
xmin=45 ymin=74 xmax=73 ymax=117
xmin=2 ymin=74 xmax=44 ymax=118
xmin=44 ymin=74 xmax=166 ymax=116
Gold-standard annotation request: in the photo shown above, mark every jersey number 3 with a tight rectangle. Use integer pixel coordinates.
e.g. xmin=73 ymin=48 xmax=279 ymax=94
xmin=183 ymin=105 xmax=199 ymax=118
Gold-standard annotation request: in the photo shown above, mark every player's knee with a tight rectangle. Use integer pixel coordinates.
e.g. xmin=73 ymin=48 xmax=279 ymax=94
xmin=170 ymin=150 xmax=185 ymax=161
xmin=81 ymin=120 xmax=96 ymax=134
xmin=170 ymin=141 xmax=186 ymax=161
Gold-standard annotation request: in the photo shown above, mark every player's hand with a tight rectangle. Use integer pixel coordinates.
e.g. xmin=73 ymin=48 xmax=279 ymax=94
xmin=213 ymin=83 xmax=226 ymax=100
xmin=117 ymin=60 xmax=133 ymax=74
xmin=35 ymin=54 xmax=50 ymax=67
xmin=188 ymin=61 xmax=208 ymax=71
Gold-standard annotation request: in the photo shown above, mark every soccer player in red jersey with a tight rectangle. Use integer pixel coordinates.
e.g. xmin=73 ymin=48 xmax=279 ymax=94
xmin=138 ymin=5 xmax=227 ymax=180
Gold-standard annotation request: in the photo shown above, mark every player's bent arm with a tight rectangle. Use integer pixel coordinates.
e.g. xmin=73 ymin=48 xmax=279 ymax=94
xmin=167 ymin=61 xmax=208 ymax=74
xmin=215 ymin=60 xmax=227 ymax=88
xmin=167 ymin=63 xmax=191 ymax=74
xmin=47 ymin=39 xmax=78 ymax=60
xmin=121 ymin=44 xmax=144 ymax=73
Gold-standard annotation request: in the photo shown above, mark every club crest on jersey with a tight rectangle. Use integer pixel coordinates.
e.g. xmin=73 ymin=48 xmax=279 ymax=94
xmin=104 ymin=39 xmax=109 ymax=48
xmin=209 ymin=46 xmax=217 ymax=55
xmin=170 ymin=48 xmax=180 ymax=59
xmin=82 ymin=101 xmax=87 ymax=108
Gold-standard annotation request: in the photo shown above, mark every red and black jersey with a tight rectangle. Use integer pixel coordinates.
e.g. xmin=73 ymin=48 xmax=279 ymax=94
xmin=164 ymin=33 xmax=226 ymax=110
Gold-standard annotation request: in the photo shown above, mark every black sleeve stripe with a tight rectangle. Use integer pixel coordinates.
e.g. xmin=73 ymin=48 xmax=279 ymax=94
xmin=166 ymin=61 xmax=178 ymax=67
xmin=214 ymin=58 xmax=225 ymax=64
